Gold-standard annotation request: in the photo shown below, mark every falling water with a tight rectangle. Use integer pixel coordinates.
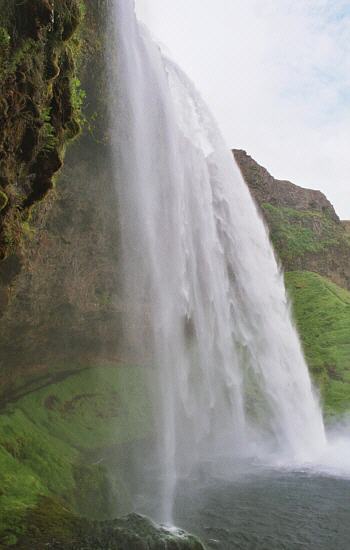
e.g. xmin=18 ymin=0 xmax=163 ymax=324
xmin=108 ymin=0 xmax=327 ymax=522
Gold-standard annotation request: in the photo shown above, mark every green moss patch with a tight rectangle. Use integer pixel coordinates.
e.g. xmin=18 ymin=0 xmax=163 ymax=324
xmin=262 ymin=204 xmax=348 ymax=264
xmin=14 ymin=504 xmax=205 ymax=550
xmin=0 ymin=364 xmax=153 ymax=546
xmin=0 ymin=0 xmax=86 ymax=261
xmin=286 ymin=271 xmax=350 ymax=416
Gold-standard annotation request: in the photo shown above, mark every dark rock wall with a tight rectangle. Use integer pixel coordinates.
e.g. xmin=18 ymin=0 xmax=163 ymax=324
xmin=234 ymin=149 xmax=338 ymax=220
xmin=0 ymin=0 xmax=87 ymax=330
xmin=234 ymin=149 xmax=350 ymax=290
xmin=0 ymin=0 xmax=123 ymax=399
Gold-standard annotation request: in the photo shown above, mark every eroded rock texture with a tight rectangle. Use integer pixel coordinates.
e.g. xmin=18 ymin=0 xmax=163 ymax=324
xmin=0 ymin=0 xmax=84 ymax=283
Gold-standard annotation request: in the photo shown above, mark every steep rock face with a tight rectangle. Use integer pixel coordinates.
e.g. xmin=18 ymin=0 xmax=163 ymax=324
xmin=0 ymin=0 xmax=84 ymax=285
xmin=0 ymin=135 xmax=122 ymax=400
xmin=0 ymin=0 xmax=120 ymax=400
xmin=234 ymin=149 xmax=350 ymax=290
xmin=234 ymin=149 xmax=338 ymax=220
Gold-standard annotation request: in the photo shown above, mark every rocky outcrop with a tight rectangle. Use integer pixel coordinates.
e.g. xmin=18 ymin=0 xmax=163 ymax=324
xmin=0 ymin=0 xmax=85 ymax=281
xmin=15 ymin=506 xmax=205 ymax=550
xmin=234 ymin=149 xmax=350 ymax=290
xmin=233 ymin=149 xmax=338 ymax=221
xmin=56 ymin=514 xmax=205 ymax=550
xmin=0 ymin=131 xmax=122 ymax=399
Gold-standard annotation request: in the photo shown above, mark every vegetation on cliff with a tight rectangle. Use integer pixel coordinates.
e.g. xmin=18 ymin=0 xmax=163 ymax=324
xmin=262 ymin=203 xmax=350 ymax=275
xmin=0 ymin=0 xmax=115 ymax=398
xmin=0 ymin=0 xmax=85 ymax=287
xmin=286 ymin=272 xmax=350 ymax=417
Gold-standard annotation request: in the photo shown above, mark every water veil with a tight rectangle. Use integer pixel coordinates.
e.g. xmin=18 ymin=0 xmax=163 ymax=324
xmin=107 ymin=0 xmax=327 ymax=522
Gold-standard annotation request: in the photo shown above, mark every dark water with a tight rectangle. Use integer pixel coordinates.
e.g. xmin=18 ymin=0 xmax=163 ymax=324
xmin=174 ymin=470 xmax=350 ymax=550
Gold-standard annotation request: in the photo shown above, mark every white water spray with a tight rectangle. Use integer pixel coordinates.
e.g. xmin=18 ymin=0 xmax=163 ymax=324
xmin=108 ymin=0 xmax=327 ymax=522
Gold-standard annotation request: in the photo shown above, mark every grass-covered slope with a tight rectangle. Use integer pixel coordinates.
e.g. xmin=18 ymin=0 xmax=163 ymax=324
xmin=286 ymin=272 xmax=350 ymax=416
xmin=0 ymin=363 xmax=153 ymax=547
xmin=263 ymin=203 xmax=349 ymax=268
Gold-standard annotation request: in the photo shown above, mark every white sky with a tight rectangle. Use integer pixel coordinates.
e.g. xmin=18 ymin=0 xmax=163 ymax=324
xmin=135 ymin=0 xmax=350 ymax=219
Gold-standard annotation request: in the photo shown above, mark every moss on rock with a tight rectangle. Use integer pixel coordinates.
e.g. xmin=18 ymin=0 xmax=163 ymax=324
xmin=14 ymin=504 xmax=205 ymax=550
xmin=0 ymin=0 xmax=86 ymax=271
xmin=0 ymin=190 xmax=8 ymax=211
xmin=0 ymin=364 xmax=153 ymax=546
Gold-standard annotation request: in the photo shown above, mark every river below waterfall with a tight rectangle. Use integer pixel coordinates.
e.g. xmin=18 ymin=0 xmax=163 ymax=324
xmin=174 ymin=467 xmax=350 ymax=550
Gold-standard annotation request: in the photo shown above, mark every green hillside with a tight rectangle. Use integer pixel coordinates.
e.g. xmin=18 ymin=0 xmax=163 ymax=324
xmin=0 ymin=363 xmax=153 ymax=547
xmin=286 ymin=271 xmax=350 ymax=417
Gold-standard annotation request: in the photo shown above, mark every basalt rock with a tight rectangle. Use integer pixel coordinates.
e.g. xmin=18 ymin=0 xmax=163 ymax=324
xmin=234 ymin=149 xmax=350 ymax=290
xmin=234 ymin=149 xmax=338 ymax=221
xmin=0 ymin=0 xmax=84 ymax=271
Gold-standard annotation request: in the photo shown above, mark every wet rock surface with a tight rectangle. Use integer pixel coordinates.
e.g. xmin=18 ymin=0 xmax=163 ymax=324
xmin=15 ymin=505 xmax=205 ymax=550
xmin=0 ymin=0 xmax=83 ymax=271
xmin=50 ymin=514 xmax=205 ymax=550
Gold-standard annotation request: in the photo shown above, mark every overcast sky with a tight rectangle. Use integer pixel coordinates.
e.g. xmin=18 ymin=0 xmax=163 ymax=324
xmin=135 ymin=0 xmax=350 ymax=219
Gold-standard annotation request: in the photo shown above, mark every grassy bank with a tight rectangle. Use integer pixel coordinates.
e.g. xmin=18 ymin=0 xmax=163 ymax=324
xmin=286 ymin=271 xmax=350 ymax=416
xmin=0 ymin=363 xmax=153 ymax=547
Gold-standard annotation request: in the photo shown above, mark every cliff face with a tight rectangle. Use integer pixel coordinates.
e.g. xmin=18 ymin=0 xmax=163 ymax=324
xmin=0 ymin=0 xmax=85 ymax=291
xmin=0 ymin=0 xmax=120 ymax=400
xmin=234 ymin=149 xmax=350 ymax=416
xmin=234 ymin=149 xmax=339 ymax=220
xmin=234 ymin=149 xmax=350 ymax=291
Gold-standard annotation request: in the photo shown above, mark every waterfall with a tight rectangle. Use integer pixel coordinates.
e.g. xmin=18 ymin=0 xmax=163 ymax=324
xmin=108 ymin=0 xmax=326 ymax=522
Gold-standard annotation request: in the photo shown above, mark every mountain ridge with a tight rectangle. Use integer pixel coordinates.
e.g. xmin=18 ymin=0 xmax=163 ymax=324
xmin=234 ymin=149 xmax=350 ymax=291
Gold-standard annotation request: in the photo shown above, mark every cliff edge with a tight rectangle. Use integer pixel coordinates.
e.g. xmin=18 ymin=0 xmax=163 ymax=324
xmin=234 ymin=149 xmax=350 ymax=291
